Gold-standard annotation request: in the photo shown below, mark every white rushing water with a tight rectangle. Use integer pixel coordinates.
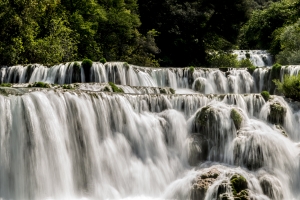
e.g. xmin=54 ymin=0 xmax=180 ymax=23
xmin=1 ymin=59 xmax=300 ymax=199
xmin=0 ymin=89 xmax=299 ymax=200
xmin=232 ymin=50 xmax=273 ymax=67
xmin=1 ymin=61 xmax=300 ymax=95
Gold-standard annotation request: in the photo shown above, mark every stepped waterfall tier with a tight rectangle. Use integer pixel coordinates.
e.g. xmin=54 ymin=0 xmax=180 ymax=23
xmin=0 ymin=62 xmax=300 ymax=200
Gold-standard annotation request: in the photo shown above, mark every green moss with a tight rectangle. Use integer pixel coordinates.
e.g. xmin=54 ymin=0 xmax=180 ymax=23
xmin=108 ymin=82 xmax=124 ymax=93
xmin=100 ymin=58 xmax=107 ymax=64
xmin=239 ymin=58 xmax=254 ymax=68
xmin=159 ymin=88 xmax=167 ymax=94
xmin=82 ymin=59 xmax=93 ymax=70
xmin=32 ymin=82 xmax=50 ymax=88
xmin=230 ymin=109 xmax=242 ymax=130
xmin=170 ymin=88 xmax=175 ymax=94
xmin=261 ymin=91 xmax=270 ymax=101
xmin=189 ymin=66 xmax=195 ymax=73
xmin=123 ymin=62 xmax=129 ymax=70
xmin=230 ymin=174 xmax=248 ymax=196
xmin=0 ymin=83 xmax=12 ymax=87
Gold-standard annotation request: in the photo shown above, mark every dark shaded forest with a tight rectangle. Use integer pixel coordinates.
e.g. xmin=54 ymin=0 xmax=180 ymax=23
xmin=0 ymin=0 xmax=299 ymax=67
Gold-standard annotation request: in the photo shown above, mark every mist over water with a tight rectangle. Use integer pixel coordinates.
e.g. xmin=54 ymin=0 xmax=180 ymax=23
xmin=0 ymin=58 xmax=300 ymax=199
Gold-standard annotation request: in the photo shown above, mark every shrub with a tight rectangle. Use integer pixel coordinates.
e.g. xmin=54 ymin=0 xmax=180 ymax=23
xmin=209 ymin=53 xmax=239 ymax=68
xmin=261 ymin=91 xmax=270 ymax=101
xmin=239 ymin=58 xmax=254 ymax=68
xmin=0 ymin=83 xmax=12 ymax=87
xmin=274 ymin=74 xmax=300 ymax=101
xmin=108 ymin=82 xmax=124 ymax=93
xmin=82 ymin=59 xmax=93 ymax=70
xmin=100 ymin=58 xmax=107 ymax=64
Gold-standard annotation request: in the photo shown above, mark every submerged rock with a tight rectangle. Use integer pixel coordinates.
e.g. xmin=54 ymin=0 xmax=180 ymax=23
xmin=188 ymin=134 xmax=209 ymax=166
xmin=191 ymin=168 xmax=221 ymax=200
xmin=259 ymin=175 xmax=283 ymax=200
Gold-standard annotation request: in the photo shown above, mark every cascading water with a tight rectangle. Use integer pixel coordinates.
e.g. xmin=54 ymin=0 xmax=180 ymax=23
xmin=232 ymin=50 xmax=273 ymax=67
xmin=0 ymin=61 xmax=300 ymax=200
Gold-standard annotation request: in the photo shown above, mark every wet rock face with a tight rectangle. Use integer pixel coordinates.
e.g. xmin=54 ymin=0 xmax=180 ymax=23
xmin=268 ymin=102 xmax=286 ymax=125
xmin=193 ymin=78 xmax=205 ymax=93
xmin=188 ymin=134 xmax=209 ymax=166
xmin=191 ymin=168 xmax=221 ymax=200
xmin=259 ymin=175 xmax=283 ymax=200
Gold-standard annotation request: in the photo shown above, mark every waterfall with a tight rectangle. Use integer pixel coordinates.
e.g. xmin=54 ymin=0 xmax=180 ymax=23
xmin=0 ymin=61 xmax=300 ymax=199
xmin=232 ymin=50 xmax=273 ymax=67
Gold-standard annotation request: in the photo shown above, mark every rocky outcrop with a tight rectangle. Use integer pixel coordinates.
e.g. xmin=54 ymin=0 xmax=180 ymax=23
xmin=191 ymin=168 xmax=221 ymax=200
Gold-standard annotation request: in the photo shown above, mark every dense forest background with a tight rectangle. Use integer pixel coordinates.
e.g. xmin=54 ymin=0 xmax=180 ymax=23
xmin=0 ymin=0 xmax=299 ymax=67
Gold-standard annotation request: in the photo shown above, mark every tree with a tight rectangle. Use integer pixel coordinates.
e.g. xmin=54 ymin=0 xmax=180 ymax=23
xmin=138 ymin=0 xmax=252 ymax=66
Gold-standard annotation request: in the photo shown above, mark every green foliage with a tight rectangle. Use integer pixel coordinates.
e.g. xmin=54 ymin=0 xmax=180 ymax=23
xmin=274 ymin=74 xmax=300 ymax=101
xmin=239 ymin=58 xmax=255 ymax=68
xmin=261 ymin=91 xmax=270 ymax=101
xmin=230 ymin=109 xmax=243 ymax=130
xmin=32 ymin=82 xmax=50 ymax=88
xmin=209 ymin=53 xmax=239 ymax=68
xmin=0 ymin=83 xmax=12 ymax=87
xmin=276 ymin=19 xmax=300 ymax=65
xmin=239 ymin=1 xmax=297 ymax=52
xmin=108 ymin=82 xmax=124 ymax=93
xmin=82 ymin=59 xmax=93 ymax=70
xmin=100 ymin=58 xmax=107 ymax=64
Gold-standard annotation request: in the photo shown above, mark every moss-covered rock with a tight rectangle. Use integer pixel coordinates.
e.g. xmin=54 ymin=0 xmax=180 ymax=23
xmin=194 ymin=78 xmax=205 ymax=93
xmin=261 ymin=91 xmax=270 ymax=101
xmin=268 ymin=102 xmax=286 ymax=125
xmin=100 ymin=58 xmax=107 ymax=64
xmin=191 ymin=169 xmax=221 ymax=200
xmin=82 ymin=59 xmax=93 ymax=82
xmin=123 ymin=62 xmax=129 ymax=70
xmin=159 ymin=88 xmax=167 ymax=94
xmin=108 ymin=82 xmax=124 ymax=93
xmin=31 ymin=82 xmax=50 ymax=88
xmin=195 ymin=106 xmax=214 ymax=127
xmin=259 ymin=175 xmax=283 ymax=200
xmin=170 ymin=88 xmax=175 ymax=94
xmin=230 ymin=109 xmax=243 ymax=130
xmin=0 ymin=83 xmax=12 ymax=87
xmin=230 ymin=174 xmax=248 ymax=196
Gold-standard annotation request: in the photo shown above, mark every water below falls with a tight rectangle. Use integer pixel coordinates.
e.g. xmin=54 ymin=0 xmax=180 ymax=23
xmin=0 ymin=62 xmax=300 ymax=200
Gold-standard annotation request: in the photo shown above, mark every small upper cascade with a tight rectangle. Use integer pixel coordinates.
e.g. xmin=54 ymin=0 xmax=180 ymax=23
xmin=233 ymin=50 xmax=273 ymax=67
